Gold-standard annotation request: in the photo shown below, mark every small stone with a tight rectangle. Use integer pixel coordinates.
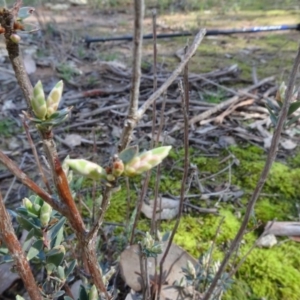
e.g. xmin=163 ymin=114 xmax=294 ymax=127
xmin=257 ymin=234 xmax=277 ymax=248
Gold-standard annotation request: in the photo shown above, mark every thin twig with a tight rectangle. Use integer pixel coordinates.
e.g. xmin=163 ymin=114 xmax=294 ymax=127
xmin=21 ymin=116 xmax=52 ymax=194
xmin=137 ymin=29 xmax=206 ymax=120
xmin=203 ymin=216 xmax=225 ymax=291
xmin=119 ymin=0 xmax=145 ymax=150
xmin=87 ymin=185 xmax=113 ymax=241
xmin=3 ymin=153 xmax=26 ymax=203
xmin=158 ymin=80 xmax=190 ymax=298
xmin=129 ymin=174 xmax=151 ymax=245
xmin=156 ymin=93 xmax=167 ymax=145
xmin=203 ymin=42 xmax=300 ymax=300
xmin=151 ymin=9 xmax=158 ymax=132
xmin=0 ymin=190 xmax=42 ymax=300
xmin=150 ymin=9 xmax=159 ymax=235
xmin=92 ymin=127 xmax=97 ymax=225
xmin=183 ymin=45 xmax=189 ymax=113
xmin=0 ymin=150 xmax=60 ymax=211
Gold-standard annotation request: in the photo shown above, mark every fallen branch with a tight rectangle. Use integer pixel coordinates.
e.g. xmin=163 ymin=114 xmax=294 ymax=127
xmin=264 ymin=221 xmax=300 ymax=237
xmin=188 ymin=76 xmax=274 ymax=127
xmin=214 ymin=98 xmax=255 ymax=124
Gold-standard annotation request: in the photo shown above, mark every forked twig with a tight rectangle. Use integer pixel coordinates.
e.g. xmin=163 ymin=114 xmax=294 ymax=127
xmin=138 ymin=30 xmax=206 ymax=119
xmin=120 ymin=29 xmax=206 ymax=149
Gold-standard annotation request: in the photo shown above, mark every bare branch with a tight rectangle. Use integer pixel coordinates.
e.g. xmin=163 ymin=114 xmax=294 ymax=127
xmin=158 ymin=79 xmax=190 ymax=297
xmin=0 ymin=150 xmax=60 ymax=211
xmin=119 ymin=0 xmax=145 ymax=150
xmin=137 ymin=29 xmax=206 ymax=119
xmin=87 ymin=185 xmax=113 ymax=241
xmin=203 ymin=42 xmax=300 ymax=300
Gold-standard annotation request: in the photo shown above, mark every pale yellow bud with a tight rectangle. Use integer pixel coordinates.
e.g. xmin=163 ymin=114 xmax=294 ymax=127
xmin=40 ymin=202 xmax=52 ymax=227
xmin=124 ymin=146 xmax=172 ymax=176
xmin=66 ymin=159 xmax=107 ymax=180
xmin=46 ymin=80 xmax=64 ymax=117
xmin=31 ymin=80 xmax=47 ymax=120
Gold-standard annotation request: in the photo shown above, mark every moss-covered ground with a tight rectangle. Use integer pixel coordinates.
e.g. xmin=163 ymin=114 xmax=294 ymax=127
xmin=103 ymin=145 xmax=300 ymax=299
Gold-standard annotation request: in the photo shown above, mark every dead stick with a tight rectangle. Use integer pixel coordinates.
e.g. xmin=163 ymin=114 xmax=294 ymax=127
xmin=137 ymin=29 xmax=206 ymax=119
xmin=188 ymin=76 xmax=274 ymax=126
xmin=264 ymin=221 xmax=300 ymax=236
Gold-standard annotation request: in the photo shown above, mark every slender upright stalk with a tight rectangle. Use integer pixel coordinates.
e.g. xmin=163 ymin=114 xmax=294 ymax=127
xmin=158 ymin=80 xmax=190 ymax=298
xmin=119 ymin=0 xmax=145 ymax=150
xmin=203 ymin=43 xmax=300 ymax=300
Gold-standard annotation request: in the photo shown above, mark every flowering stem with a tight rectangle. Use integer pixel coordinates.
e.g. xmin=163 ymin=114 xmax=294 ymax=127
xmin=2 ymin=6 xmax=109 ymax=298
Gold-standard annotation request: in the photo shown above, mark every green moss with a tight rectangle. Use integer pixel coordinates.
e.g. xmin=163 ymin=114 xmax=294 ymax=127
xmin=254 ymin=198 xmax=291 ymax=221
xmin=230 ymin=145 xmax=300 ymax=201
xmin=104 ymin=188 xmax=135 ymax=223
xmin=232 ymin=242 xmax=300 ymax=300
xmin=287 ymin=150 xmax=300 ymax=168
xmin=175 ymin=145 xmax=300 ymax=299
xmin=159 ymin=207 xmax=300 ymax=299
xmin=99 ymin=144 xmax=300 ymax=299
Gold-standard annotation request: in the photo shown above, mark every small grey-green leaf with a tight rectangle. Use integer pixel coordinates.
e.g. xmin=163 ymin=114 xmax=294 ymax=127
xmin=79 ymin=285 xmax=89 ymax=300
xmin=46 ymin=252 xmax=64 ymax=267
xmin=48 ymin=217 xmax=66 ymax=243
xmin=27 ymin=239 xmax=43 ymax=261
xmin=162 ymin=231 xmax=171 ymax=242
xmin=57 ymin=266 xmax=65 ymax=281
xmin=285 ymin=114 xmax=300 ymax=127
xmin=18 ymin=7 xmax=35 ymax=20
xmin=17 ymin=215 xmax=43 ymax=237
xmin=65 ymin=259 xmax=77 ymax=278
xmin=0 ymin=255 xmax=12 ymax=264
xmin=50 ymin=223 xmax=64 ymax=248
xmin=54 ymin=290 xmax=65 ymax=298
xmin=45 ymin=262 xmax=56 ymax=274
xmin=0 ymin=247 xmax=9 ymax=255
xmin=288 ymin=101 xmax=300 ymax=116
